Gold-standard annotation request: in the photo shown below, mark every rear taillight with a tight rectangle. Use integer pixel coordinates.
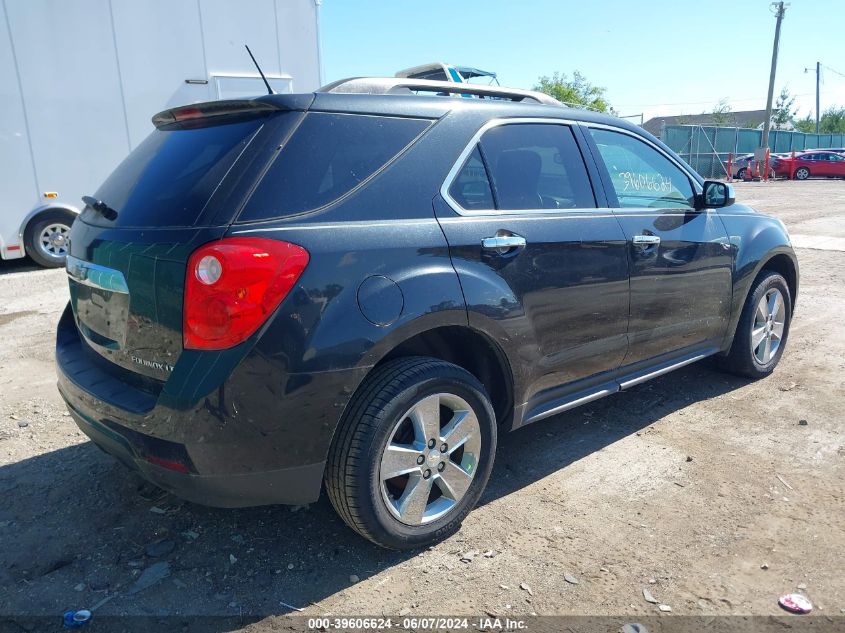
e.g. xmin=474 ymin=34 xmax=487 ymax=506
xmin=184 ymin=237 xmax=309 ymax=350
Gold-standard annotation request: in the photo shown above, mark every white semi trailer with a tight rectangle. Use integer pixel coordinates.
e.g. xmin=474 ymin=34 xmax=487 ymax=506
xmin=1 ymin=0 xmax=322 ymax=267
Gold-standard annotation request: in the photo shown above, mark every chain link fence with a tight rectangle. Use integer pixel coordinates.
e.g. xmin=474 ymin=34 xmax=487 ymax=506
xmin=661 ymin=125 xmax=845 ymax=178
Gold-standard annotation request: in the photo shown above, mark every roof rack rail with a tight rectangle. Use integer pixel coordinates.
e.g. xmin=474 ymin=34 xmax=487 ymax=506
xmin=318 ymin=77 xmax=561 ymax=106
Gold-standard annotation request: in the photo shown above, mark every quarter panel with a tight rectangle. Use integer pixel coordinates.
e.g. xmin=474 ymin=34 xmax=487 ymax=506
xmin=230 ymin=216 xmax=466 ymax=374
xmin=224 ymin=212 xmax=467 ymax=469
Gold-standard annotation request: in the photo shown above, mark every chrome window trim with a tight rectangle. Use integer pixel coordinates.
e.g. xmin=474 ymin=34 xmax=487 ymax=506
xmin=440 ymin=117 xmax=604 ymax=217
xmin=581 ymin=121 xmax=703 ymax=214
xmin=440 ymin=117 xmax=705 ymax=217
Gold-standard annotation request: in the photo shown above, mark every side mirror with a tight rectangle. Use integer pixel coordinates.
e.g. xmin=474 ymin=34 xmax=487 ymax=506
xmin=699 ymin=181 xmax=735 ymax=209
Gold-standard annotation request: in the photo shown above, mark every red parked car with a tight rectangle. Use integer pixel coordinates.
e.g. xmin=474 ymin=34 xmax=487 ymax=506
xmin=772 ymin=150 xmax=845 ymax=180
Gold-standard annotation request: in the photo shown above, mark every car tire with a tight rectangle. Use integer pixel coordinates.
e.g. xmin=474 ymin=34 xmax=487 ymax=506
xmin=794 ymin=167 xmax=810 ymax=180
xmin=717 ymin=271 xmax=792 ymax=379
xmin=736 ymin=167 xmax=747 ymax=180
xmin=325 ymin=356 xmax=497 ymax=550
xmin=24 ymin=209 xmax=76 ymax=268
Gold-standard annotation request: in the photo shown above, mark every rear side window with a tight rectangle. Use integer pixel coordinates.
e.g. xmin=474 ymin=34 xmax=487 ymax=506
xmin=448 ymin=123 xmax=595 ymax=212
xmin=239 ymin=113 xmax=431 ymax=221
xmin=483 ymin=123 xmax=595 ymax=210
xmin=90 ymin=117 xmax=264 ymax=227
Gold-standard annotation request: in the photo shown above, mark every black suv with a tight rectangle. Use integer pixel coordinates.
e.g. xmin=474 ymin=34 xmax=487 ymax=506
xmin=57 ymin=79 xmax=797 ymax=549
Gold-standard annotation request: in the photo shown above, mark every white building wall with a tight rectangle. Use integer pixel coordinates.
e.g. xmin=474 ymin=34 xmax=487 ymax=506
xmin=4 ymin=0 xmax=132 ymax=217
xmin=0 ymin=0 xmax=39 ymax=230
xmin=276 ymin=0 xmax=322 ymax=93
xmin=201 ymin=0 xmax=283 ymax=78
xmin=110 ymin=0 xmax=211 ymax=148
xmin=0 ymin=0 xmax=321 ymax=259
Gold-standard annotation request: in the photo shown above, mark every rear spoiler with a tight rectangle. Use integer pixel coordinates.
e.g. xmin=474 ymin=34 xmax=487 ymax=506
xmin=151 ymin=95 xmax=314 ymax=129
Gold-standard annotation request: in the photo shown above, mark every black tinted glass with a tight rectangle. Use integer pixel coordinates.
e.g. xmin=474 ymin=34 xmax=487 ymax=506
xmin=90 ymin=117 xmax=264 ymax=227
xmin=239 ymin=113 xmax=430 ymax=221
xmin=479 ymin=123 xmax=595 ymax=210
xmin=448 ymin=146 xmax=494 ymax=211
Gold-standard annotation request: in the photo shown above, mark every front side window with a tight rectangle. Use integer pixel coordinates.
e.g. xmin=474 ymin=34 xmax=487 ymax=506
xmin=589 ymin=128 xmax=695 ymax=209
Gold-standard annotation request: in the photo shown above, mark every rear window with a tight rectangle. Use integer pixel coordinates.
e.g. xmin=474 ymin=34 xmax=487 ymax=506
xmin=238 ymin=113 xmax=430 ymax=221
xmin=89 ymin=117 xmax=264 ymax=227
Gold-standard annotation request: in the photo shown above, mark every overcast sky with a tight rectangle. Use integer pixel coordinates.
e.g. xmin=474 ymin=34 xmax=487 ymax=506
xmin=321 ymin=0 xmax=845 ymax=123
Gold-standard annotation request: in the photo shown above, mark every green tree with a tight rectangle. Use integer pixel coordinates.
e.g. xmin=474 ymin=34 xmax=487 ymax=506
xmin=772 ymin=87 xmax=797 ymax=129
xmin=533 ymin=71 xmax=612 ymax=113
xmin=794 ymin=106 xmax=845 ymax=133
xmin=819 ymin=106 xmax=845 ymax=133
xmin=709 ymin=98 xmax=734 ymax=127
xmin=794 ymin=114 xmax=816 ymax=133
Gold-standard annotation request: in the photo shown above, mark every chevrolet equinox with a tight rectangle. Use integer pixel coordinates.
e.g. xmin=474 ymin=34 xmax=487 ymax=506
xmin=56 ymin=79 xmax=798 ymax=549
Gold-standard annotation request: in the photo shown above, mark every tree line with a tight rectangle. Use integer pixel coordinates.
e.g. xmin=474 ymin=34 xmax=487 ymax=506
xmin=532 ymin=72 xmax=845 ymax=133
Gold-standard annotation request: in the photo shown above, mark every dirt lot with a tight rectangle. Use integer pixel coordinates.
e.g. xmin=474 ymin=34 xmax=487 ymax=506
xmin=0 ymin=180 xmax=843 ymax=631
xmin=736 ymin=179 xmax=845 ymax=238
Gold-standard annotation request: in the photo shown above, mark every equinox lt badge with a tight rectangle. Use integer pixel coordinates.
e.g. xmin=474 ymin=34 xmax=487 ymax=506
xmin=130 ymin=355 xmax=174 ymax=373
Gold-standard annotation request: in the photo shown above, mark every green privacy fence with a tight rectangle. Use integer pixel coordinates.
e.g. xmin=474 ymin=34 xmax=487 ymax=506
xmin=662 ymin=125 xmax=845 ymax=178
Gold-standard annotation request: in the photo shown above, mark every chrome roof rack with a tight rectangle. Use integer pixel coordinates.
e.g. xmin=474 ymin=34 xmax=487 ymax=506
xmin=318 ymin=77 xmax=561 ymax=106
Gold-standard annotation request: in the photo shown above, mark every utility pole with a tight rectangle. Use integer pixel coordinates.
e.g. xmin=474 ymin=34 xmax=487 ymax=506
xmin=805 ymin=61 xmax=822 ymax=133
xmin=762 ymin=1 xmax=787 ymax=150
xmin=815 ymin=61 xmax=820 ymax=133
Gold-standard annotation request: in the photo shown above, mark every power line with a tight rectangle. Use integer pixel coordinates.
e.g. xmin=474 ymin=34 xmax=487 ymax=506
xmin=822 ymin=64 xmax=845 ymax=80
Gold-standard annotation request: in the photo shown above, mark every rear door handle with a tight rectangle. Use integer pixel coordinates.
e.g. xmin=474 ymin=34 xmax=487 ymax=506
xmin=481 ymin=235 xmax=527 ymax=250
xmin=632 ymin=234 xmax=661 ymax=247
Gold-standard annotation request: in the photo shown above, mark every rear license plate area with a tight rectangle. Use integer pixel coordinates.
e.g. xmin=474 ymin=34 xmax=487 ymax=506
xmin=66 ymin=256 xmax=130 ymax=349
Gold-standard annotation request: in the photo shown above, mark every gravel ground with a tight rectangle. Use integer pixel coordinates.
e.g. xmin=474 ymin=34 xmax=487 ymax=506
xmin=0 ymin=181 xmax=843 ymax=631
xmin=733 ymin=179 xmax=845 ymax=238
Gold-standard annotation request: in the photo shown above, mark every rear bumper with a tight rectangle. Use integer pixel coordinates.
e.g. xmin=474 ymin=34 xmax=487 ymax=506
xmin=63 ymin=397 xmax=323 ymax=507
xmin=56 ymin=303 xmax=363 ymax=507
xmin=62 ymin=400 xmax=324 ymax=508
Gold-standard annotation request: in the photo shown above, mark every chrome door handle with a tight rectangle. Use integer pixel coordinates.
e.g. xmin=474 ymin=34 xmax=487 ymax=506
xmin=632 ymin=234 xmax=661 ymax=247
xmin=481 ymin=235 xmax=527 ymax=250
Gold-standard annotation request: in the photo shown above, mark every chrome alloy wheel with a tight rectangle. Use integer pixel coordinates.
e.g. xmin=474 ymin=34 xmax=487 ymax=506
xmin=751 ymin=288 xmax=786 ymax=364
xmin=39 ymin=223 xmax=70 ymax=259
xmin=379 ymin=393 xmax=481 ymax=526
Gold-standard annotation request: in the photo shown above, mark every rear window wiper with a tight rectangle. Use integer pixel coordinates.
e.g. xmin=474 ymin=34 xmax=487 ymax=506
xmin=82 ymin=196 xmax=118 ymax=221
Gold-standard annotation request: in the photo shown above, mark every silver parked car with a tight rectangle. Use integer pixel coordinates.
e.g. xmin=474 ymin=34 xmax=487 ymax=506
xmin=731 ymin=153 xmax=783 ymax=179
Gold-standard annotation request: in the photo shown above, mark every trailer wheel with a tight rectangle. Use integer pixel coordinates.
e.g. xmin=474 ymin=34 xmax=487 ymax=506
xmin=24 ymin=209 xmax=76 ymax=268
